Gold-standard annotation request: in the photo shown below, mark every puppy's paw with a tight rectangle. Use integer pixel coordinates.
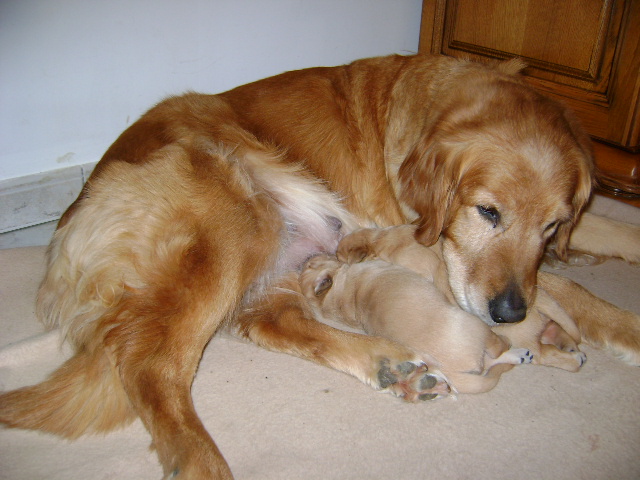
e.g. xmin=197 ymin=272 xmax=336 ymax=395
xmin=517 ymin=348 xmax=534 ymax=364
xmin=500 ymin=348 xmax=534 ymax=365
xmin=375 ymin=358 xmax=450 ymax=402
xmin=555 ymin=350 xmax=587 ymax=372
xmin=574 ymin=351 xmax=587 ymax=368
xmin=336 ymin=229 xmax=377 ymax=264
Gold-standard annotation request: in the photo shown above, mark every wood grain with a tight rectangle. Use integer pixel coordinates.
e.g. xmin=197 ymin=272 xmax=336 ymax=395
xmin=419 ymin=0 xmax=640 ymax=197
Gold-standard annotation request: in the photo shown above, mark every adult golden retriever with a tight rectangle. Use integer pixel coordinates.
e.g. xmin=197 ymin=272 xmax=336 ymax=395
xmin=1 ymin=54 xmax=640 ymax=479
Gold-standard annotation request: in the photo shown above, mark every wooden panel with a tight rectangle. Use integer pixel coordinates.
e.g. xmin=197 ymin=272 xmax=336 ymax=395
xmin=447 ymin=0 xmax=612 ymax=87
xmin=419 ymin=0 xmax=640 ymax=150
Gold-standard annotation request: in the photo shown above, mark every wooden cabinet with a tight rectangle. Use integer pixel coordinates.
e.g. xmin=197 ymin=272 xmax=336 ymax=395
xmin=419 ymin=0 xmax=640 ymax=200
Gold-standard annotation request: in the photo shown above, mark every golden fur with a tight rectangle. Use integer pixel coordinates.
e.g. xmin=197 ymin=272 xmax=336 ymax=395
xmin=1 ymin=54 xmax=640 ymax=479
xmin=299 ymin=225 xmax=588 ymax=394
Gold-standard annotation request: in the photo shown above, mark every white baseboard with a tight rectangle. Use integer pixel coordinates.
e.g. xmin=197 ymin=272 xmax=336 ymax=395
xmin=0 ymin=163 xmax=96 ymax=246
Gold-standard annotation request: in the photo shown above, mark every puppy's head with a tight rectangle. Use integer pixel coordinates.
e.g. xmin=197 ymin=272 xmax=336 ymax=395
xmin=399 ymin=63 xmax=593 ymax=326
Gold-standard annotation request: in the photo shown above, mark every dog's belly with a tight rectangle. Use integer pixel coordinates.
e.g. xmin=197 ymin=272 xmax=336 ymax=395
xmin=276 ymin=211 xmax=350 ymax=274
xmin=276 ymin=204 xmax=357 ymax=274
xmin=249 ymin=163 xmax=361 ymax=275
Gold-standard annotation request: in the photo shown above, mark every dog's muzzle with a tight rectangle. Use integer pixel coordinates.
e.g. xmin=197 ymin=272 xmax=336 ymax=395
xmin=488 ymin=284 xmax=527 ymax=323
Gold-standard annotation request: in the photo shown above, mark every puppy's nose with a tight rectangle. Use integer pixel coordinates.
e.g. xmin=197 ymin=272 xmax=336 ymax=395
xmin=488 ymin=285 xmax=527 ymax=323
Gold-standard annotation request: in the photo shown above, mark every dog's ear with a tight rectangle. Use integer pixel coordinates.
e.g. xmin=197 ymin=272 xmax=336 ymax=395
xmin=554 ymin=110 xmax=595 ymax=260
xmin=313 ymin=272 xmax=333 ymax=297
xmin=554 ymin=165 xmax=593 ymax=260
xmin=398 ymin=130 xmax=458 ymax=246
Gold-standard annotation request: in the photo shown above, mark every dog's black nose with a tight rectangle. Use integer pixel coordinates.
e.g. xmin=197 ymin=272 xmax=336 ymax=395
xmin=489 ymin=285 xmax=527 ymax=323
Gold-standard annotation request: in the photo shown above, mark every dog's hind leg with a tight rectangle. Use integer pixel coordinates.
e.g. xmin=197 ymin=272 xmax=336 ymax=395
xmin=93 ymin=154 xmax=286 ymax=479
xmin=235 ymin=273 xmax=451 ymax=402
xmin=538 ymin=271 xmax=640 ymax=365
xmin=0 ymin=147 xmax=285 ymax=479
xmin=103 ymin=245 xmax=240 ymax=480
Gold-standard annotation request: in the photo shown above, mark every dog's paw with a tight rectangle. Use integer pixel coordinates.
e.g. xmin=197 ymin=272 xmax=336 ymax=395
xmin=375 ymin=358 xmax=450 ymax=402
xmin=543 ymin=249 xmax=604 ymax=269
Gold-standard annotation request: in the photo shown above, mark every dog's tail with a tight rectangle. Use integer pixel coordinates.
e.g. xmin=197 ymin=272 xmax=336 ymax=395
xmin=0 ymin=346 xmax=134 ymax=438
xmin=538 ymin=271 xmax=640 ymax=366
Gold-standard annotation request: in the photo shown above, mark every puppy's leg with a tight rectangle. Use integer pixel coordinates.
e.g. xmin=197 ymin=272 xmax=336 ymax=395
xmin=539 ymin=271 xmax=640 ymax=365
xmin=537 ymin=345 xmax=587 ymax=372
xmin=540 ymin=320 xmax=579 ymax=352
xmin=503 ymin=319 xmax=586 ymax=372
xmin=236 ymin=273 xmax=450 ymax=402
xmin=449 ymin=334 xmax=531 ymax=394
xmin=448 ymin=363 xmax=515 ymax=395
xmin=483 ymin=332 xmax=533 ymax=370
xmin=499 ymin=291 xmax=587 ymax=372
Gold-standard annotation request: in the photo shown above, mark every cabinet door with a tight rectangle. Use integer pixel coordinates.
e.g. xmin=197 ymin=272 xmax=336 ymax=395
xmin=419 ymin=0 xmax=640 ymax=197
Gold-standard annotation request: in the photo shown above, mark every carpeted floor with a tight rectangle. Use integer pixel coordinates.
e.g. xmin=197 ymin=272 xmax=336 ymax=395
xmin=0 ymin=195 xmax=639 ymax=480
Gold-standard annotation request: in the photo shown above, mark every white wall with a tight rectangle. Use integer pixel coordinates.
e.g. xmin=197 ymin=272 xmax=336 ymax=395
xmin=0 ymin=0 xmax=422 ymax=181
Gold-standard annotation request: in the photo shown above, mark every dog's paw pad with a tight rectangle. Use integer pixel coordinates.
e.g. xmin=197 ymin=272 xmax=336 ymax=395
xmin=396 ymin=361 xmax=417 ymax=376
xmin=375 ymin=358 xmax=450 ymax=401
xmin=419 ymin=373 xmax=438 ymax=390
xmin=377 ymin=359 xmax=400 ymax=389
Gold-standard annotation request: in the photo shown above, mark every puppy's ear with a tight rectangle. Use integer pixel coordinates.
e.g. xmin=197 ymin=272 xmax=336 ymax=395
xmin=313 ymin=272 xmax=333 ymax=296
xmin=398 ymin=130 xmax=458 ymax=246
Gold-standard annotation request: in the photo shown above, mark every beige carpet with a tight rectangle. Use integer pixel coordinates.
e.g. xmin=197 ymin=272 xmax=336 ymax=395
xmin=0 ymin=195 xmax=639 ymax=480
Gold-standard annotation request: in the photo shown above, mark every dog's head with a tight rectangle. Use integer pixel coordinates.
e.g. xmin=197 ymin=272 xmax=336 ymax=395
xmin=398 ymin=63 xmax=593 ymax=326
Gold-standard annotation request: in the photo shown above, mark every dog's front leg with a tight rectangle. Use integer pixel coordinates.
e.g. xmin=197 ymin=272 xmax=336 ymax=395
xmin=538 ymin=271 xmax=640 ymax=365
xmin=551 ymin=212 xmax=640 ymax=265
xmin=235 ymin=273 xmax=450 ymax=402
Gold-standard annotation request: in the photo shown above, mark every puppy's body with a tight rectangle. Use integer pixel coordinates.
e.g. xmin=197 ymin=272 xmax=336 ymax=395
xmin=331 ymin=225 xmax=588 ymax=388
xmin=335 ymin=224 xmax=637 ymax=369
xmin=301 ymin=254 xmax=535 ymax=394
xmin=1 ymin=54 xmax=639 ymax=478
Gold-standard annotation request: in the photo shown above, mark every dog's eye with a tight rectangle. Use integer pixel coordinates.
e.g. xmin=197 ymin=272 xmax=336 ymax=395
xmin=477 ymin=205 xmax=500 ymax=228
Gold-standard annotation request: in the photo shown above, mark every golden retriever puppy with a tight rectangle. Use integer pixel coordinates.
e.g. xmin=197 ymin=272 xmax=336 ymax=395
xmin=1 ymin=54 xmax=640 ymax=478
xmin=301 ymin=253 xmax=538 ymax=394
xmin=335 ymin=224 xmax=638 ymax=368
xmin=332 ymin=225 xmax=589 ymax=379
